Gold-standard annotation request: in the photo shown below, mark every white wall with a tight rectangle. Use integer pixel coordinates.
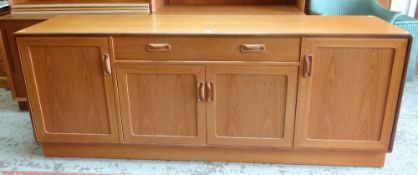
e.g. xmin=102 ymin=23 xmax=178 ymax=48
xmin=391 ymin=0 xmax=418 ymax=74
xmin=391 ymin=0 xmax=417 ymax=16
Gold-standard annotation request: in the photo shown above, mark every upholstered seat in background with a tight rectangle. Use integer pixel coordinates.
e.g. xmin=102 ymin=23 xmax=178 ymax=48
xmin=309 ymin=0 xmax=418 ymax=81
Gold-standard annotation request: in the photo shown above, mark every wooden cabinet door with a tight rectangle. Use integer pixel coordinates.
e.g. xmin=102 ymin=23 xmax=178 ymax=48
xmin=206 ymin=64 xmax=298 ymax=148
xmin=116 ymin=64 xmax=206 ymax=145
xmin=18 ymin=37 xmax=120 ymax=143
xmin=295 ymin=38 xmax=408 ymax=150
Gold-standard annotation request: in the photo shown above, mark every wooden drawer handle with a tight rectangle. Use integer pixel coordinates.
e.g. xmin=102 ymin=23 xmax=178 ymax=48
xmin=146 ymin=43 xmax=171 ymax=52
xmin=240 ymin=44 xmax=266 ymax=53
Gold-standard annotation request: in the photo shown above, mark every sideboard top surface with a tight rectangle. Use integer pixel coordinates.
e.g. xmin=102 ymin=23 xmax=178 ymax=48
xmin=16 ymin=15 xmax=410 ymax=36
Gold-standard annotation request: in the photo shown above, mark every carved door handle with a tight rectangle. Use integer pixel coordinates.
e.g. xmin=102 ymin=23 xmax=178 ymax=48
xmin=146 ymin=43 xmax=171 ymax=52
xmin=304 ymin=55 xmax=313 ymax=78
xmin=206 ymin=81 xmax=215 ymax=103
xmin=103 ymin=53 xmax=111 ymax=76
xmin=197 ymin=81 xmax=205 ymax=103
xmin=240 ymin=44 xmax=266 ymax=53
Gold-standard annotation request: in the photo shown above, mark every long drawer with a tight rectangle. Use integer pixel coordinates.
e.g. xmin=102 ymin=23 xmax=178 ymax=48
xmin=112 ymin=36 xmax=301 ymax=62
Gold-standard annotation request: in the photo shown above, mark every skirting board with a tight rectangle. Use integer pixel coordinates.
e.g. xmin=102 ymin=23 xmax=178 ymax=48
xmin=43 ymin=143 xmax=386 ymax=167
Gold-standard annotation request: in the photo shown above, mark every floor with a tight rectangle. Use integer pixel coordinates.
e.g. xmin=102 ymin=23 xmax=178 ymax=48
xmin=0 ymin=78 xmax=417 ymax=175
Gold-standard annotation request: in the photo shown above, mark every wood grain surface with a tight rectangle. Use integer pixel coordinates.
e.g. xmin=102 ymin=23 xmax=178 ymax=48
xmin=167 ymin=0 xmax=291 ymax=5
xmin=207 ymin=65 xmax=298 ymax=148
xmin=9 ymin=0 xmax=148 ymax=5
xmin=15 ymin=15 xmax=409 ymax=36
xmin=0 ymin=21 xmax=40 ymax=101
xmin=43 ymin=143 xmax=387 ymax=167
xmin=295 ymin=38 xmax=408 ymax=150
xmin=112 ymin=36 xmax=301 ymax=62
xmin=116 ymin=64 xmax=207 ymax=145
xmin=18 ymin=37 xmax=120 ymax=143
xmin=154 ymin=5 xmax=304 ymax=15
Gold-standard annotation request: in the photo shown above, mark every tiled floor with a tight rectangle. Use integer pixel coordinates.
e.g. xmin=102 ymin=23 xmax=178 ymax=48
xmin=0 ymin=77 xmax=417 ymax=175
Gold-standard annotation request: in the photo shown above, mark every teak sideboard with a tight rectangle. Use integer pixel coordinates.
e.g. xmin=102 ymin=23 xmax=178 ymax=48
xmin=0 ymin=0 xmax=307 ymax=110
xmin=16 ymin=15 xmax=410 ymax=167
xmin=0 ymin=0 xmax=392 ymax=109
xmin=0 ymin=0 xmax=150 ymax=109
xmin=0 ymin=0 xmax=394 ymax=110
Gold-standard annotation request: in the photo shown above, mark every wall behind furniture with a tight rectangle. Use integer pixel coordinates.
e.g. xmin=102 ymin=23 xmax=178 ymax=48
xmin=391 ymin=0 xmax=417 ymax=16
xmin=391 ymin=0 xmax=418 ymax=74
xmin=378 ymin=0 xmax=392 ymax=8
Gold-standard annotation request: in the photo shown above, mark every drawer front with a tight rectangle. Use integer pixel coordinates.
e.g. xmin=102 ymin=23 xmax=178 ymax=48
xmin=112 ymin=36 xmax=300 ymax=62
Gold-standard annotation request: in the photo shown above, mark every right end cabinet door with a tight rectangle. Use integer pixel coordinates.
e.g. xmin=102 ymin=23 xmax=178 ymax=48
xmin=295 ymin=38 xmax=408 ymax=150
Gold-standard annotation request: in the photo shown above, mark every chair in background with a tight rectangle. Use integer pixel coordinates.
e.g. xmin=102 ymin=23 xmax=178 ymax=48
xmin=308 ymin=0 xmax=418 ymax=81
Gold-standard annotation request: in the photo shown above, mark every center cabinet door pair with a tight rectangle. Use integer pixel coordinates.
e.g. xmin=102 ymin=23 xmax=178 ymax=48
xmin=116 ymin=63 xmax=298 ymax=147
xmin=19 ymin=37 xmax=407 ymax=151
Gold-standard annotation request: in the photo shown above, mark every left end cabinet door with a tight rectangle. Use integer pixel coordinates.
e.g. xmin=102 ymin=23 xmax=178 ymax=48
xmin=18 ymin=37 xmax=120 ymax=143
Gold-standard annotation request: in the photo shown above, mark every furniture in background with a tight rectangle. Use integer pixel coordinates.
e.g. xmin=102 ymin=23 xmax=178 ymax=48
xmin=378 ymin=0 xmax=392 ymax=9
xmin=8 ymin=0 xmax=149 ymax=14
xmin=0 ymin=0 xmax=9 ymax=88
xmin=1 ymin=15 xmax=50 ymax=109
xmin=0 ymin=0 xmax=307 ymax=110
xmin=394 ymin=15 xmax=418 ymax=81
xmin=16 ymin=14 xmax=410 ymax=167
xmin=309 ymin=0 xmax=418 ymax=82
xmin=416 ymin=1 xmax=418 ymax=18
xmin=0 ymin=0 xmax=150 ymax=109
xmin=150 ymin=0 xmax=306 ymax=14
